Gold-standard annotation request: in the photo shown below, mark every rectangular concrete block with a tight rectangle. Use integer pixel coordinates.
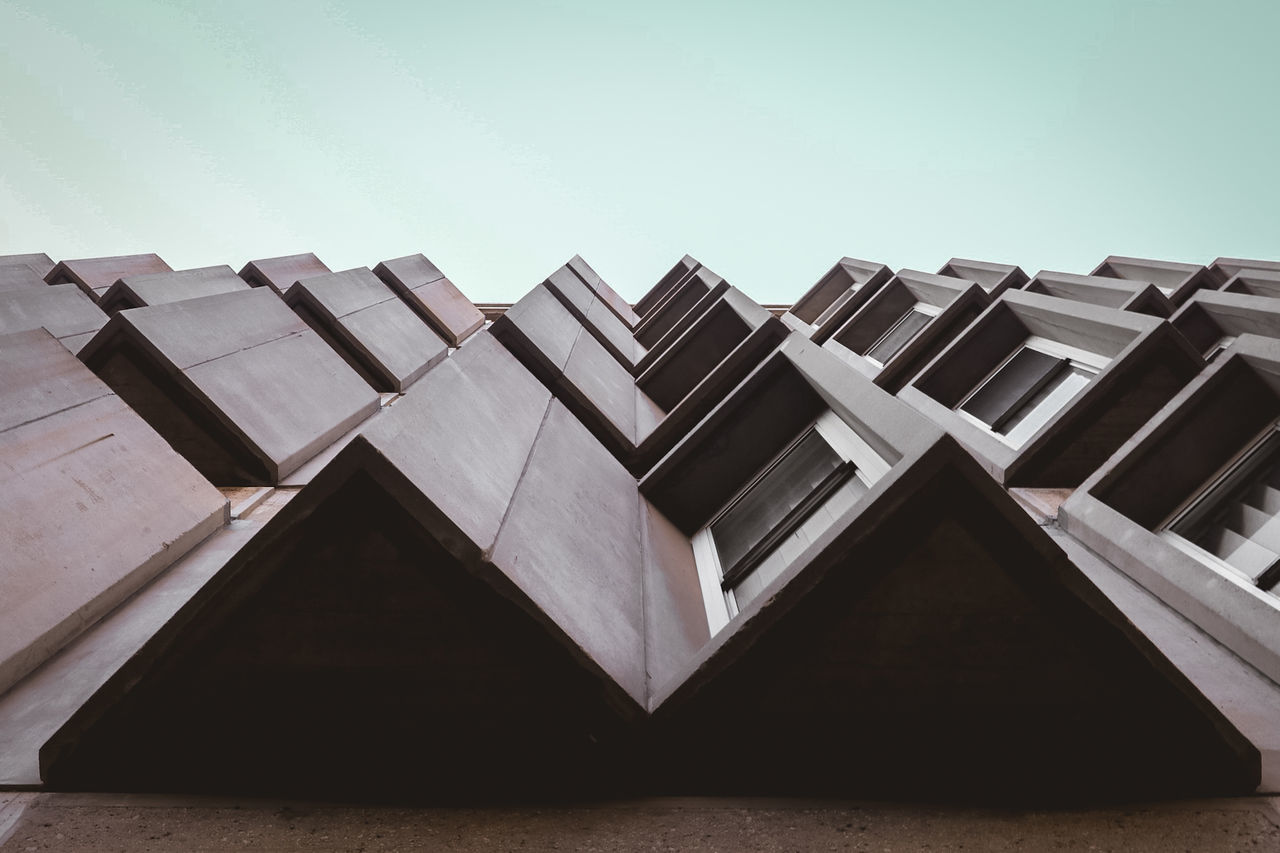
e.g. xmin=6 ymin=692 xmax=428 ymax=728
xmin=238 ymin=253 xmax=330 ymax=295
xmin=568 ymin=254 xmax=638 ymax=327
xmin=97 ymin=266 xmax=251 ymax=314
xmin=0 ymin=285 xmax=107 ymax=353
xmin=489 ymin=400 xmax=647 ymax=706
xmin=0 ymin=264 xmax=49 ymax=292
xmin=0 ymin=328 xmax=228 ymax=697
xmin=77 ymin=289 xmax=380 ymax=485
xmin=0 ymin=253 xmax=54 ymax=279
xmin=44 ymin=254 xmax=171 ymax=302
xmin=373 ymin=254 xmax=485 ymax=346
xmin=284 ymin=267 xmax=448 ymax=392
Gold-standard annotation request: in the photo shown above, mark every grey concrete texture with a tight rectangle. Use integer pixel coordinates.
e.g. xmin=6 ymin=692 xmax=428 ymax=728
xmin=1023 ymin=270 xmax=1175 ymax=317
xmin=77 ymin=288 xmax=380 ymax=484
xmin=1209 ymin=256 xmax=1280 ymax=286
xmin=3 ymin=794 xmax=1279 ymax=852
xmin=569 ymin=252 xmax=639 ymax=327
xmin=1091 ymin=254 xmax=1213 ymax=306
xmin=96 ymin=265 xmax=250 ymax=314
xmin=237 ymin=252 xmax=330 ymax=295
xmin=1170 ymin=289 xmax=1280 ymax=356
xmin=0 ymin=329 xmax=228 ymax=699
xmin=0 ymin=285 xmax=106 ymax=352
xmin=0 ymin=264 xmax=48 ymax=292
xmin=43 ymin=254 xmax=171 ymax=302
xmin=0 ymin=253 xmax=54 ymax=279
xmin=542 ymin=263 xmax=644 ymax=368
xmin=937 ymin=257 xmax=1029 ymax=297
xmin=1223 ymin=267 xmax=1280 ymax=299
xmin=634 ymin=253 xmax=700 ymax=318
xmin=373 ymin=253 xmax=485 ymax=346
xmin=284 ymin=266 xmax=448 ymax=392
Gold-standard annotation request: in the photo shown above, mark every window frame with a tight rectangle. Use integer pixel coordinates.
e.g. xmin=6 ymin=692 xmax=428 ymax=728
xmin=863 ymin=301 xmax=940 ymax=369
xmin=1159 ymin=422 xmax=1280 ymax=593
xmin=691 ymin=410 xmax=889 ymax=633
xmin=953 ymin=335 xmax=1107 ymax=449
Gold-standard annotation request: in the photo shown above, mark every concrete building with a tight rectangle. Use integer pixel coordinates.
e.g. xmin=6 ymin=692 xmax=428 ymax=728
xmin=1 ymin=250 xmax=1279 ymax=847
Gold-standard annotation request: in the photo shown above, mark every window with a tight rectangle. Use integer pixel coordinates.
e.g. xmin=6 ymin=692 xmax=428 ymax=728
xmin=1205 ymin=334 xmax=1236 ymax=363
xmin=955 ymin=337 xmax=1105 ymax=449
xmin=865 ymin=303 xmax=939 ymax=368
xmin=1162 ymin=425 xmax=1280 ymax=596
xmin=692 ymin=411 xmax=889 ymax=633
xmin=811 ymin=288 xmax=855 ymax=329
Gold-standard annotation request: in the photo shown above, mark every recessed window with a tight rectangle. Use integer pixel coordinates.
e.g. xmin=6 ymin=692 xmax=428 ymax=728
xmin=1163 ymin=426 xmax=1280 ymax=596
xmin=692 ymin=411 xmax=889 ymax=632
xmin=865 ymin=304 xmax=938 ymax=368
xmin=1205 ymin=334 xmax=1237 ymax=363
xmin=955 ymin=338 xmax=1104 ymax=449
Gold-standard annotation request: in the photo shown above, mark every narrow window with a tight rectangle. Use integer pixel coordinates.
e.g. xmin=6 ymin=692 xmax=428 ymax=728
xmin=956 ymin=340 xmax=1102 ymax=448
xmin=692 ymin=412 xmax=888 ymax=631
xmin=865 ymin=306 xmax=934 ymax=368
xmin=1165 ymin=428 xmax=1280 ymax=594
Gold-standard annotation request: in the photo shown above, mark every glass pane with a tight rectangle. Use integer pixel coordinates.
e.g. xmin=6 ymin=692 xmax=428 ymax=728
xmin=1177 ymin=440 xmax=1280 ymax=584
xmin=711 ymin=429 xmax=844 ymax=579
xmin=731 ymin=476 xmax=869 ymax=611
xmin=961 ymin=347 xmax=1065 ymax=428
xmin=1000 ymin=367 xmax=1091 ymax=447
xmin=867 ymin=308 xmax=931 ymax=365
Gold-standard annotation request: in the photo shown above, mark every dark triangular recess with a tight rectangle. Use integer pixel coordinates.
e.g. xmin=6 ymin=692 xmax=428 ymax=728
xmin=646 ymin=449 xmax=1258 ymax=802
xmin=41 ymin=463 xmax=639 ymax=800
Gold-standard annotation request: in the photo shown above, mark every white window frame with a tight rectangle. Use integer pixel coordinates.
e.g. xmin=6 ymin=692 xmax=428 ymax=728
xmin=953 ymin=335 xmax=1107 ymax=449
xmin=691 ymin=410 xmax=889 ymax=634
xmin=1159 ymin=423 xmax=1280 ymax=593
xmin=864 ymin=301 xmax=941 ymax=369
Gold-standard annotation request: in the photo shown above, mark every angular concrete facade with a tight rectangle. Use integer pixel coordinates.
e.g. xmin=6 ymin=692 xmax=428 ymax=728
xmin=1 ymin=249 xmax=1278 ymax=811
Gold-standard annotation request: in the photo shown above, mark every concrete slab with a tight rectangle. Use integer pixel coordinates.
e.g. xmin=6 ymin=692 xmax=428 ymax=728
xmin=0 ymin=329 xmax=228 ymax=698
xmin=373 ymin=254 xmax=484 ymax=346
xmin=569 ymin=253 xmax=638 ymax=326
xmin=77 ymin=288 xmax=380 ymax=485
xmin=0 ymin=521 xmax=261 ymax=786
xmin=44 ymin=254 xmax=171 ymax=302
xmin=284 ymin=267 xmax=447 ymax=392
xmin=0 ymin=285 xmax=106 ymax=353
xmin=97 ymin=265 xmax=250 ymax=313
xmin=0 ymin=253 xmax=53 ymax=279
xmin=938 ymin=257 xmax=1028 ymax=297
xmin=489 ymin=400 xmax=647 ymax=706
xmin=0 ymin=264 xmax=47 ymax=292
xmin=237 ymin=253 xmax=329 ymax=295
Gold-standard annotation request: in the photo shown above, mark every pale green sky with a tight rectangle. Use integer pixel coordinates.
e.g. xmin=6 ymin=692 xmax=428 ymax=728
xmin=1 ymin=0 xmax=1277 ymax=302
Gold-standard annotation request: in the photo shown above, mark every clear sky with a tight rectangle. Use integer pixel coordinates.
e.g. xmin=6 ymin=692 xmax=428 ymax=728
xmin=1 ymin=0 xmax=1277 ymax=303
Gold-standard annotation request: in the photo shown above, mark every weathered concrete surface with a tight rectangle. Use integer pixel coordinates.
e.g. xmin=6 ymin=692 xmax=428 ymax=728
xmin=2 ymin=794 xmax=1277 ymax=852
xmin=569 ymin=253 xmax=638 ymax=326
xmin=44 ymin=255 xmax=171 ymax=302
xmin=0 ymin=265 xmax=47 ymax=292
xmin=490 ymin=400 xmax=647 ymax=706
xmin=937 ymin=257 xmax=1028 ymax=296
xmin=0 ymin=285 xmax=106 ymax=353
xmin=543 ymin=265 xmax=644 ymax=367
xmin=0 ymin=253 xmax=54 ymax=279
xmin=374 ymin=253 xmax=485 ymax=346
xmin=1024 ymin=270 xmax=1174 ymax=317
xmin=237 ymin=253 xmax=329 ymax=295
xmin=0 ymin=522 xmax=262 ymax=786
xmin=0 ymin=329 xmax=228 ymax=698
xmin=284 ymin=267 xmax=447 ymax=392
xmin=77 ymin=288 xmax=379 ymax=484
xmin=96 ymin=265 xmax=250 ymax=313
xmin=1092 ymin=255 xmax=1213 ymax=305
